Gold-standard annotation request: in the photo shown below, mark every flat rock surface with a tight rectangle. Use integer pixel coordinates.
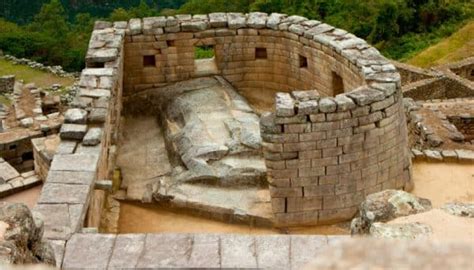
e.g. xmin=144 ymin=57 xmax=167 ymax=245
xmin=387 ymin=209 xmax=474 ymax=241
xmin=303 ymin=238 xmax=474 ymax=270
xmin=63 ymin=233 xmax=348 ymax=269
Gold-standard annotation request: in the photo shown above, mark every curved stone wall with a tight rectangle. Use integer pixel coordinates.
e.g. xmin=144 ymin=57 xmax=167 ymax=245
xmin=119 ymin=13 xmax=412 ymax=226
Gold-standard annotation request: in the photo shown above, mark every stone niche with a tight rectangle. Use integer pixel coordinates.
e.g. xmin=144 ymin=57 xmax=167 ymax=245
xmin=71 ymin=13 xmax=412 ymax=228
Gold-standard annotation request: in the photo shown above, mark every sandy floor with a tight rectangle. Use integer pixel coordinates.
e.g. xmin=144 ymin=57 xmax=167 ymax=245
xmin=2 ymin=184 xmax=42 ymax=209
xmin=389 ymin=209 xmax=474 ymax=241
xmin=412 ymin=162 xmax=474 ymax=207
xmin=118 ymin=202 xmax=349 ymax=235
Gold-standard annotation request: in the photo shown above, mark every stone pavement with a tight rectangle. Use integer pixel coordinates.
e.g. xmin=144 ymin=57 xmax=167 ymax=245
xmin=62 ymin=233 xmax=349 ymax=269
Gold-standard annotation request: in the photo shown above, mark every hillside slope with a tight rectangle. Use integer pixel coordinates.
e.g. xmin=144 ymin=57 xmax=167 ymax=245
xmin=406 ymin=21 xmax=474 ymax=68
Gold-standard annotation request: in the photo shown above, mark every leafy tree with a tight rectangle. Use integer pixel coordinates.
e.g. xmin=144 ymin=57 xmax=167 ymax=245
xmin=29 ymin=0 xmax=69 ymax=40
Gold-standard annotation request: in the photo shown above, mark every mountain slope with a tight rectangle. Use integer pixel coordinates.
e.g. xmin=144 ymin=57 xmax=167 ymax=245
xmin=406 ymin=21 xmax=474 ymax=68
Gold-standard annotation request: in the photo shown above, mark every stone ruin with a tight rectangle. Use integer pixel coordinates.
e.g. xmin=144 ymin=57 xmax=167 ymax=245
xmin=0 ymin=75 xmax=15 ymax=94
xmin=2 ymin=12 xmax=473 ymax=268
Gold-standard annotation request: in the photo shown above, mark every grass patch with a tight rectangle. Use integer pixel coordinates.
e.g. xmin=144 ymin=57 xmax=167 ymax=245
xmin=0 ymin=94 xmax=11 ymax=106
xmin=195 ymin=46 xmax=215 ymax=59
xmin=0 ymin=58 xmax=74 ymax=88
xmin=406 ymin=21 xmax=474 ymax=68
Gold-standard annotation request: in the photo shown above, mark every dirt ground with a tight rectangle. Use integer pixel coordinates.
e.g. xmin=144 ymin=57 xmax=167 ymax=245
xmin=2 ymin=184 xmax=42 ymax=209
xmin=412 ymin=162 xmax=474 ymax=207
xmin=388 ymin=209 xmax=474 ymax=241
xmin=118 ymin=202 xmax=349 ymax=235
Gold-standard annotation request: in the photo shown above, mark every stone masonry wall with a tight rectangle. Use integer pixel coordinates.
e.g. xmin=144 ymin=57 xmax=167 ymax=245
xmin=122 ymin=13 xmax=367 ymax=104
xmin=121 ymin=13 xmax=412 ymax=226
xmin=32 ymin=23 xmax=125 ymax=265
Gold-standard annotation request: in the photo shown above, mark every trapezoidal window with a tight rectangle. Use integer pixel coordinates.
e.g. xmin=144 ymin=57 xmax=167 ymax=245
xmin=143 ymin=55 xmax=156 ymax=67
xmin=255 ymin=48 xmax=267 ymax=59
xmin=299 ymin=55 xmax=308 ymax=69
xmin=194 ymin=45 xmax=218 ymax=76
xmin=332 ymin=71 xmax=344 ymax=95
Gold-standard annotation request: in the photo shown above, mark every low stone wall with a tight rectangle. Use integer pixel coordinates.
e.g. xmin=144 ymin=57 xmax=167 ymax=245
xmin=262 ymin=85 xmax=411 ymax=226
xmin=448 ymin=57 xmax=474 ymax=82
xmin=32 ymin=23 xmax=125 ymax=263
xmin=392 ymin=61 xmax=436 ymax=85
xmin=403 ymin=77 xmax=474 ymax=100
xmin=0 ymin=75 xmax=15 ymax=94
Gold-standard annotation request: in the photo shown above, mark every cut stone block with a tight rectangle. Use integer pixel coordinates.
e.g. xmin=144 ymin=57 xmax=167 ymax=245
xmin=60 ymin=124 xmax=87 ymax=140
xmin=50 ymin=154 xmax=99 ymax=172
xmin=63 ymin=234 xmax=116 ymax=269
xmin=108 ymin=234 xmax=146 ymax=269
xmin=221 ymin=235 xmax=257 ymax=268
xmin=0 ymin=162 xmax=20 ymax=182
xmin=38 ymin=183 xmax=91 ymax=204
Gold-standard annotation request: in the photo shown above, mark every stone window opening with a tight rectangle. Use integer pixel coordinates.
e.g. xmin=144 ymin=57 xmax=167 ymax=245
xmin=194 ymin=45 xmax=218 ymax=76
xmin=167 ymin=40 xmax=175 ymax=47
xmin=9 ymin=144 xmax=17 ymax=150
xmin=143 ymin=55 xmax=156 ymax=67
xmin=87 ymin=62 xmax=105 ymax=68
xmin=255 ymin=48 xmax=267 ymax=59
xmin=332 ymin=71 xmax=344 ymax=95
xmin=299 ymin=55 xmax=308 ymax=69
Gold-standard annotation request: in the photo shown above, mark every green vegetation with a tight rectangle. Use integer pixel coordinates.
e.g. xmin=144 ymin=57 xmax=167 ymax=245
xmin=406 ymin=21 xmax=474 ymax=67
xmin=0 ymin=0 xmax=472 ymax=72
xmin=195 ymin=46 xmax=215 ymax=59
xmin=0 ymin=95 xmax=11 ymax=106
xmin=0 ymin=59 xmax=75 ymax=88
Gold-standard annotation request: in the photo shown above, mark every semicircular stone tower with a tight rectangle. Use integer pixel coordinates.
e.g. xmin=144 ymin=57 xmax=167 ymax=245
xmin=78 ymin=12 xmax=412 ymax=228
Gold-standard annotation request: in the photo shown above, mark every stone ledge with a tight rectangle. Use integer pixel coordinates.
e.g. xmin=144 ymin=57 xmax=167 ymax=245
xmin=62 ymin=233 xmax=349 ymax=269
xmin=411 ymin=148 xmax=474 ymax=163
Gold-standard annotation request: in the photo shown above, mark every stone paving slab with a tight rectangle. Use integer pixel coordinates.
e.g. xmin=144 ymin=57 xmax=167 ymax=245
xmin=63 ymin=234 xmax=116 ymax=269
xmin=0 ymin=161 xmax=20 ymax=182
xmin=62 ymin=233 xmax=349 ymax=269
xmin=46 ymin=170 xmax=96 ymax=186
xmin=38 ymin=183 xmax=91 ymax=204
xmin=50 ymin=154 xmax=99 ymax=172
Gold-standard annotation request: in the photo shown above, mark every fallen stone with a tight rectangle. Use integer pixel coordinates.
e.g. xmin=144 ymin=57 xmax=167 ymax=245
xmin=441 ymin=202 xmax=474 ymax=218
xmin=60 ymin=124 xmax=87 ymax=140
xmin=351 ymin=190 xmax=432 ymax=234
xmin=64 ymin=108 xmax=87 ymax=124
xmin=20 ymin=117 xmax=34 ymax=128
xmin=82 ymin=128 xmax=102 ymax=146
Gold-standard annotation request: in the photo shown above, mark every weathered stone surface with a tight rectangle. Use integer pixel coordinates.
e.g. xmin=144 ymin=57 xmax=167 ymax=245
xmin=369 ymin=222 xmax=432 ymax=239
xmin=46 ymin=170 xmax=95 ymax=186
xmin=50 ymin=154 xmax=99 ymax=172
xmin=63 ymin=234 xmax=116 ymax=269
xmin=441 ymin=202 xmax=474 ymax=218
xmin=347 ymin=87 xmax=385 ymax=106
xmin=108 ymin=234 xmax=145 ymax=269
xmin=33 ymin=204 xmax=72 ymax=240
xmin=19 ymin=117 xmax=33 ymax=128
xmin=82 ymin=127 xmax=102 ymax=146
xmin=228 ymin=13 xmax=247 ymax=29
xmin=209 ymin=13 xmax=227 ymax=28
xmin=221 ymin=235 xmax=257 ymax=268
xmin=247 ymin=12 xmax=267 ymax=28
xmin=0 ymin=162 xmax=20 ymax=182
xmin=351 ymin=190 xmax=432 ymax=234
xmin=256 ymin=235 xmax=291 ymax=269
xmin=275 ymin=92 xmax=295 ymax=117
xmin=291 ymin=235 xmax=329 ymax=270
xmin=455 ymin=149 xmax=474 ymax=162
xmin=38 ymin=183 xmax=90 ymax=204
xmin=335 ymin=94 xmax=356 ymax=111
xmin=303 ymin=239 xmax=474 ymax=270
xmin=60 ymin=124 xmax=87 ymax=140
xmin=181 ymin=20 xmax=208 ymax=32
xmin=267 ymin=13 xmax=286 ymax=29
xmin=88 ymin=108 xmax=107 ymax=123
xmin=319 ymin=97 xmax=337 ymax=113
xmin=64 ymin=108 xmax=87 ymax=124
xmin=128 ymin=19 xmax=142 ymax=35
xmin=292 ymin=90 xmax=320 ymax=101
xmin=137 ymin=234 xmax=193 ymax=268
xmin=0 ymin=202 xmax=55 ymax=265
